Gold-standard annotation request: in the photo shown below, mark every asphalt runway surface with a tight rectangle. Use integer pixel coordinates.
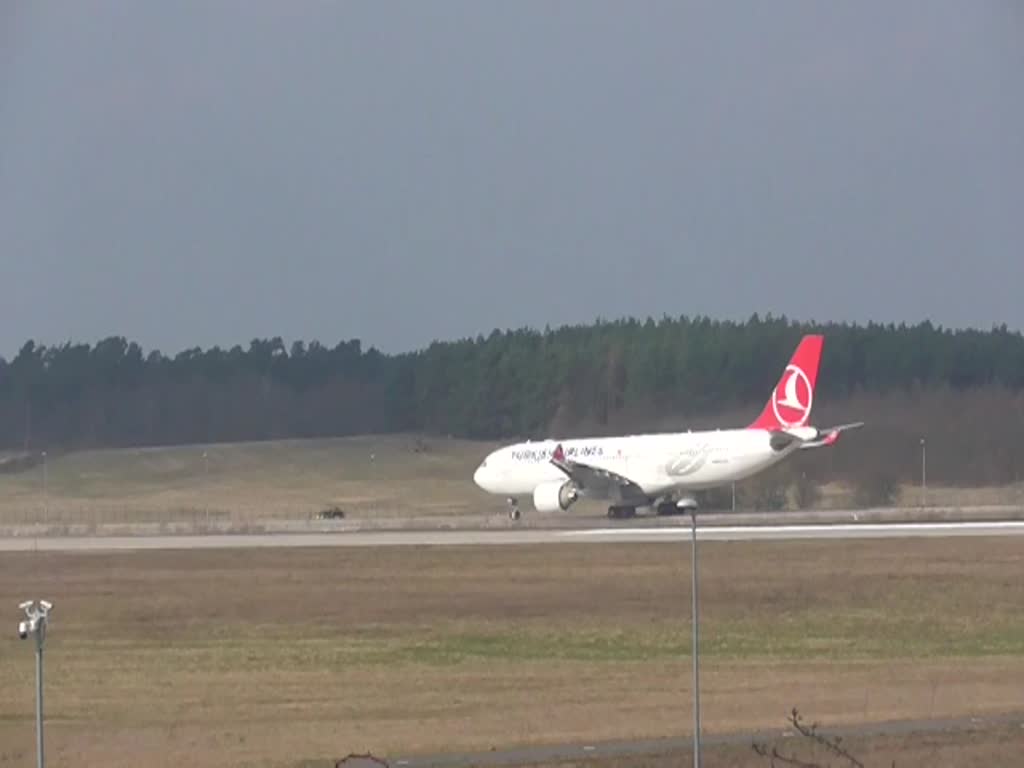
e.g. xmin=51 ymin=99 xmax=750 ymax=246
xmin=2 ymin=520 xmax=1024 ymax=552
xmin=380 ymin=712 xmax=1024 ymax=767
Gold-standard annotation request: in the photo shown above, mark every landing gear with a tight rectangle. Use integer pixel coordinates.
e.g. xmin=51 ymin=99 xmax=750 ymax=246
xmin=607 ymin=505 xmax=636 ymax=519
xmin=507 ymin=497 xmax=521 ymax=522
xmin=655 ymin=498 xmax=699 ymax=516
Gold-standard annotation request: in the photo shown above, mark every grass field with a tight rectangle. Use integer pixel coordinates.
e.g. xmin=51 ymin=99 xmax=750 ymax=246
xmin=1 ymin=434 xmax=1022 ymax=526
xmin=1 ymin=538 xmax=1022 ymax=767
xmin=0 ymin=435 xmax=502 ymax=524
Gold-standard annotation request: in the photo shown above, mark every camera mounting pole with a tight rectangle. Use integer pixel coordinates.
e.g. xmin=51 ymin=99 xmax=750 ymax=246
xmin=18 ymin=599 xmax=52 ymax=768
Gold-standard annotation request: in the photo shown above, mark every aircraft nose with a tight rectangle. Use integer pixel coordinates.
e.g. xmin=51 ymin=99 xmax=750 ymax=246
xmin=473 ymin=459 xmax=495 ymax=491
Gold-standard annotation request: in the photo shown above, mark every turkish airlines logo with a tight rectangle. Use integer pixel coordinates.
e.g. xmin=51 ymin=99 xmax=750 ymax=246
xmin=771 ymin=364 xmax=813 ymax=427
xmin=667 ymin=444 xmax=712 ymax=477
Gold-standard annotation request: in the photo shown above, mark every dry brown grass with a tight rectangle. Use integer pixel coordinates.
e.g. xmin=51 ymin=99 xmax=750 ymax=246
xmin=0 ymin=434 xmax=503 ymax=524
xmin=0 ymin=538 xmax=1022 ymax=767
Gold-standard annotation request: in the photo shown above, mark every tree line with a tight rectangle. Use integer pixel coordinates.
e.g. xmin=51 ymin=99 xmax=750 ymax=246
xmin=1 ymin=315 xmax=1023 ymax=488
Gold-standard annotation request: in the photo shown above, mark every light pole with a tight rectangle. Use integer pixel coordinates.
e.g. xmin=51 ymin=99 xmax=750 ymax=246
xmin=920 ymin=438 xmax=927 ymax=509
xmin=41 ymin=451 xmax=48 ymax=522
xmin=18 ymin=599 xmax=53 ymax=768
xmin=202 ymin=451 xmax=209 ymax=524
xmin=689 ymin=510 xmax=702 ymax=768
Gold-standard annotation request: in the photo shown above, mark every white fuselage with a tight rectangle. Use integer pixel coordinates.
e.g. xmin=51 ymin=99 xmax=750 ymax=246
xmin=473 ymin=428 xmax=801 ymax=502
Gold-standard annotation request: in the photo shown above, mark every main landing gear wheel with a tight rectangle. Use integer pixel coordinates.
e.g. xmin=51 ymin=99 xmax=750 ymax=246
xmin=507 ymin=498 xmax=521 ymax=522
xmin=607 ymin=506 xmax=636 ymax=519
xmin=657 ymin=498 xmax=698 ymax=516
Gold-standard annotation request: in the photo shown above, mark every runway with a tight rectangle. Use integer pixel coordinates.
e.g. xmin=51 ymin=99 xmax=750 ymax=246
xmin=2 ymin=520 xmax=1023 ymax=552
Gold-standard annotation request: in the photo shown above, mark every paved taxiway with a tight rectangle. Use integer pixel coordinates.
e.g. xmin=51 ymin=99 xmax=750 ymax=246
xmin=383 ymin=712 xmax=1024 ymax=768
xmin=1 ymin=520 xmax=1023 ymax=552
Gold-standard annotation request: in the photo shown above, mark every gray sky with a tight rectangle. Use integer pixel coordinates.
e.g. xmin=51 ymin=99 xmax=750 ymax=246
xmin=1 ymin=2 xmax=1021 ymax=358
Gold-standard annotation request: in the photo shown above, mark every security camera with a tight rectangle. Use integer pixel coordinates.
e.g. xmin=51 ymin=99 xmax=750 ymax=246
xmin=18 ymin=620 xmax=29 ymax=640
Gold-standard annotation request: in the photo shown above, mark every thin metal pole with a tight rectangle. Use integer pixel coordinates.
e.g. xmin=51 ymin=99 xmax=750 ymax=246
xmin=42 ymin=452 xmax=48 ymax=522
xmin=35 ymin=632 xmax=44 ymax=768
xmin=690 ymin=511 xmax=701 ymax=768
xmin=920 ymin=439 xmax=926 ymax=509
xmin=203 ymin=452 xmax=210 ymax=524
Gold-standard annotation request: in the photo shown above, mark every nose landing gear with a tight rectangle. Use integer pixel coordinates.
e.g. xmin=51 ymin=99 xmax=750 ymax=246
xmin=507 ymin=497 xmax=521 ymax=521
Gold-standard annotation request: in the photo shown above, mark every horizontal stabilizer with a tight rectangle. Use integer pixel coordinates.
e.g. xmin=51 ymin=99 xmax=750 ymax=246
xmin=767 ymin=422 xmax=864 ymax=451
xmin=799 ymin=422 xmax=865 ymax=449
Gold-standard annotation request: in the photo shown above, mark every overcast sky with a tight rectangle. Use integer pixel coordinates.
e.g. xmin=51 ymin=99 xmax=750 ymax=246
xmin=1 ymin=2 xmax=1021 ymax=358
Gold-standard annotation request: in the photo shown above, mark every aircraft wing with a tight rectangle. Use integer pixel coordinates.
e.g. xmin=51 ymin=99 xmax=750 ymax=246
xmin=549 ymin=444 xmax=648 ymax=503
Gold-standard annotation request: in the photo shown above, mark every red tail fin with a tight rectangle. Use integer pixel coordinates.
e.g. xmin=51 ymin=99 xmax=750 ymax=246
xmin=748 ymin=335 xmax=824 ymax=430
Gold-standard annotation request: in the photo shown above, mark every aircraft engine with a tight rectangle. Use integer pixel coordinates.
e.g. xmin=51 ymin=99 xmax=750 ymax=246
xmin=532 ymin=480 xmax=579 ymax=512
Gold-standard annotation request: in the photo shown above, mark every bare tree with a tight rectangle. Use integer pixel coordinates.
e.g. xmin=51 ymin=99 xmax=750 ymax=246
xmin=752 ymin=709 xmax=893 ymax=768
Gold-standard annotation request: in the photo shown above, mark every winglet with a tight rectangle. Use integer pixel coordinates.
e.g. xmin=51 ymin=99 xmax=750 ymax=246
xmin=748 ymin=335 xmax=824 ymax=430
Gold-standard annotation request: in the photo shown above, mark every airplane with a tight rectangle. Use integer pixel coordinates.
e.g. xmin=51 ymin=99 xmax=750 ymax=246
xmin=472 ymin=334 xmax=862 ymax=520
